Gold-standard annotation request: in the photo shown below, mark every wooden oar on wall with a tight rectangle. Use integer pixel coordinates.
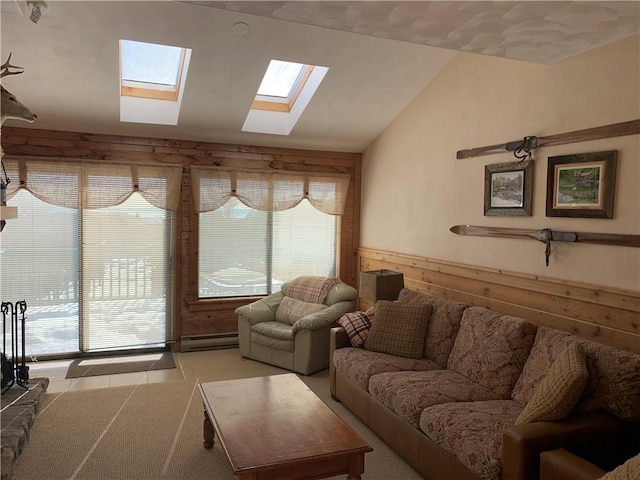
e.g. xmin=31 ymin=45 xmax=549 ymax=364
xmin=450 ymin=225 xmax=640 ymax=266
xmin=456 ymin=119 xmax=640 ymax=159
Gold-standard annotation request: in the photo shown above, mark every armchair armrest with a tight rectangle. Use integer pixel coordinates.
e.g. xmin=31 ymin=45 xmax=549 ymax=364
xmin=501 ymin=412 xmax=625 ymax=480
xmin=540 ymin=449 xmax=605 ymax=480
xmin=234 ymin=292 xmax=284 ymax=326
xmin=292 ymin=301 xmax=354 ymax=333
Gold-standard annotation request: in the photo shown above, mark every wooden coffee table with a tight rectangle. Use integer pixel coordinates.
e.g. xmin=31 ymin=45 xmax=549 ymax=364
xmin=198 ymin=373 xmax=372 ymax=480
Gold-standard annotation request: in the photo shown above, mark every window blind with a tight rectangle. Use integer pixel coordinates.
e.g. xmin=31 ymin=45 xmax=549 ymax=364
xmin=198 ymin=198 xmax=336 ymax=298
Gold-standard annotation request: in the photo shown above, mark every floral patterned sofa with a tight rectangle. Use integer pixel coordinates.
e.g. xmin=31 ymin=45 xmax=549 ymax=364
xmin=329 ymin=288 xmax=640 ymax=480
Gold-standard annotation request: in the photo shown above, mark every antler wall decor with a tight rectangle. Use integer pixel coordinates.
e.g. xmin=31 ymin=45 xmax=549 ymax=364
xmin=1 ymin=53 xmax=37 ymax=125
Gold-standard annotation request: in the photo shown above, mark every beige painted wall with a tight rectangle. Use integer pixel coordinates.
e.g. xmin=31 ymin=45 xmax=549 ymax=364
xmin=361 ymin=35 xmax=640 ymax=292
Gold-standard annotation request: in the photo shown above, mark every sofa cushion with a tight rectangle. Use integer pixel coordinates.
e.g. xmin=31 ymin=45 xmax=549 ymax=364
xmin=364 ymin=300 xmax=432 ymax=359
xmin=398 ymin=288 xmax=468 ymax=367
xmin=447 ymin=307 xmax=537 ymax=398
xmin=369 ymin=369 xmax=502 ymax=428
xmin=420 ymin=400 xmax=522 ymax=480
xmin=512 ymin=326 xmax=577 ymax=405
xmin=515 ymin=342 xmax=588 ymax=425
xmin=337 ymin=307 xmax=375 ymax=347
xmin=575 ymin=338 xmax=640 ymax=421
xmin=333 ymin=347 xmax=441 ymax=390
xmin=275 ymin=296 xmax=326 ymax=326
xmin=282 ymin=276 xmax=340 ymax=304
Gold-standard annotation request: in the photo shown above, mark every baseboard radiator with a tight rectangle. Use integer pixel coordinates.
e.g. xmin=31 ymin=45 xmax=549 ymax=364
xmin=180 ymin=333 xmax=239 ymax=352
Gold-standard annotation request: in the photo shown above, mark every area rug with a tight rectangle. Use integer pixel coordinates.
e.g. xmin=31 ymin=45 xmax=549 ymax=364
xmin=65 ymin=352 xmax=175 ymax=378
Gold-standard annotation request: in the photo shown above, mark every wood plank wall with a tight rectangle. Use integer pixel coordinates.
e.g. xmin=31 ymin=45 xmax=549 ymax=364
xmin=359 ymin=248 xmax=640 ymax=355
xmin=1 ymin=127 xmax=361 ymax=348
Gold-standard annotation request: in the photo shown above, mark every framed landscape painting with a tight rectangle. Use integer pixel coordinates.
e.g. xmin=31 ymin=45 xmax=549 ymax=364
xmin=484 ymin=159 xmax=533 ymax=216
xmin=546 ymin=150 xmax=617 ymax=218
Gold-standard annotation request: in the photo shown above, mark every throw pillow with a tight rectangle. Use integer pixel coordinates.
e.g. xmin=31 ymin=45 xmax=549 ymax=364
xmin=338 ymin=307 xmax=375 ymax=347
xmin=275 ymin=296 xmax=326 ymax=326
xmin=599 ymin=452 xmax=640 ymax=480
xmin=364 ymin=300 xmax=431 ymax=359
xmin=515 ymin=342 xmax=588 ymax=425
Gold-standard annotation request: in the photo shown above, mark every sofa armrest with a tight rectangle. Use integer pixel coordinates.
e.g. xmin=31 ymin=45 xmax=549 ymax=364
xmin=501 ymin=412 xmax=625 ymax=480
xmin=329 ymin=327 xmax=350 ymax=399
xmin=330 ymin=326 xmax=350 ymax=351
xmin=540 ymin=449 xmax=605 ymax=480
xmin=234 ymin=292 xmax=283 ymax=326
xmin=292 ymin=301 xmax=354 ymax=333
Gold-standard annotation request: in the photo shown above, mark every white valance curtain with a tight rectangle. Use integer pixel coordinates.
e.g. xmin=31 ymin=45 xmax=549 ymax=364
xmin=191 ymin=166 xmax=350 ymax=215
xmin=3 ymin=157 xmax=183 ymax=211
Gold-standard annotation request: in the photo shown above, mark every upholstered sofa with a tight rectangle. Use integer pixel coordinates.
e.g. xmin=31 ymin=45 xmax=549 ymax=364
xmin=236 ymin=276 xmax=356 ymax=375
xmin=329 ymin=288 xmax=640 ymax=480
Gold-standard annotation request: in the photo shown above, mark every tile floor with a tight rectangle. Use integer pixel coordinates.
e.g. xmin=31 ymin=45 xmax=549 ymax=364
xmin=27 ymin=357 xmax=186 ymax=393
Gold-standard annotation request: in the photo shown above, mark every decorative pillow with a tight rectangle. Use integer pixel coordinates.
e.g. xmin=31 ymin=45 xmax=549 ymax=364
xmin=515 ymin=342 xmax=588 ymax=425
xmin=275 ymin=296 xmax=326 ymax=326
xmin=364 ymin=300 xmax=431 ymax=359
xmin=338 ymin=307 xmax=375 ymax=347
xmin=512 ymin=326 xmax=576 ymax=405
xmin=397 ymin=288 xmax=468 ymax=367
xmin=599 ymin=452 xmax=640 ymax=480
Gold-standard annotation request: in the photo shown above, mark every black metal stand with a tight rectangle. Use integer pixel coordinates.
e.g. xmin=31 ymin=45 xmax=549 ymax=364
xmin=1 ymin=300 xmax=29 ymax=394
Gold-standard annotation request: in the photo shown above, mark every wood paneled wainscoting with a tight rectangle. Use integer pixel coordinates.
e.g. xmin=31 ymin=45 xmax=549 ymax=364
xmin=359 ymin=248 xmax=640 ymax=355
xmin=1 ymin=127 xmax=361 ymax=351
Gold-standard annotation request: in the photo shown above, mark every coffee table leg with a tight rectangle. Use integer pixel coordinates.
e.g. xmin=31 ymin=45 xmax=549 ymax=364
xmin=203 ymin=408 xmax=215 ymax=449
xmin=347 ymin=452 xmax=365 ymax=479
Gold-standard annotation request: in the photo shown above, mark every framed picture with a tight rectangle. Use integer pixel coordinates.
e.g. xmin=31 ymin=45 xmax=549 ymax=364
xmin=484 ymin=159 xmax=533 ymax=216
xmin=546 ymin=150 xmax=617 ymax=218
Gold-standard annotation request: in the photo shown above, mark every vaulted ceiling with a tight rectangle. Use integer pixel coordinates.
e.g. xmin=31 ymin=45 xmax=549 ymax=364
xmin=2 ymin=1 xmax=638 ymax=152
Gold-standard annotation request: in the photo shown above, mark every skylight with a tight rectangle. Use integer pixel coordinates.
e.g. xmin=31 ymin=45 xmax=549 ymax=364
xmin=119 ymin=39 xmax=192 ymax=126
xmin=122 ymin=40 xmax=183 ymax=86
xmin=243 ymin=59 xmax=328 ymax=135
xmin=252 ymin=60 xmax=316 ymax=113
xmin=120 ymin=40 xmax=187 ymax=101
xmin=257 ymin=60 xmax=306 ymax=99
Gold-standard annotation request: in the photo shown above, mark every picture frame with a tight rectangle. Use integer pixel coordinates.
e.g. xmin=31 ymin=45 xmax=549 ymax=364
xmin=484 ymin=159 xmax=533 ymax=216
xmin=546 ymin=150 xmax=617 ymax=219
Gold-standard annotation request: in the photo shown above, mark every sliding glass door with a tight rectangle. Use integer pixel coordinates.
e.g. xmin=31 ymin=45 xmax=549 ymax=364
xmin=82 ymin=193 xmax=173 ymax=352
xmin=0 ymin=190 xmax=174 ymax=358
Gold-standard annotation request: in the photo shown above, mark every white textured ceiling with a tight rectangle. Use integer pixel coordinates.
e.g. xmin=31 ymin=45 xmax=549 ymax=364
xmin=1 ymin=1 xmax=639 ymax=152
xmin=193 ymin=1 xmax=640 ymax=64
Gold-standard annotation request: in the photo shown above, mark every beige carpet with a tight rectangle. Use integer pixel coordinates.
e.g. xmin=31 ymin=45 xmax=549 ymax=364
xmin=13 ymin=349 xmax=424 ymax=480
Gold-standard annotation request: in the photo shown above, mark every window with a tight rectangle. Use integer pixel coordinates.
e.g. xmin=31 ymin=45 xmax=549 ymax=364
xmin=120 ymin=39 xmax=185 ymax=101
xmin=198 ymin=198 xmax=337 ymax=298
xmin=242 ymin=59 xmax=329 ymax=135
xmin=252 ymin=60 xmax=313 ymax=112
xmin=119 ymin=39 xmax=192 ymax=125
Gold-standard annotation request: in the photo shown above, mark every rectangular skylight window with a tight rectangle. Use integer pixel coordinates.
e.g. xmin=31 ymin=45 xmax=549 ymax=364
xmin=122 ymin=40 xmax=183 ymax=86
xmin=243 ymin=59 xmax=328 ymax=136
xmin=257 ymin=60 xmax=306 ymax=99
xmin=120 ymin=39 xmax=187 ymax=101
xmin=252 ymin=60 xmax=316 ymax=112
xmin=119 ymin=39 xmax=192 ymax=126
